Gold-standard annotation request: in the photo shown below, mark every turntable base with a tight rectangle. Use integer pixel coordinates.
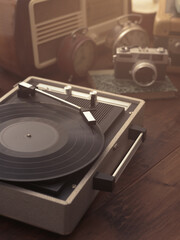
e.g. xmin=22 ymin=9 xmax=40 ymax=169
xmin=0 ymin=76 xmax=145 ymax=235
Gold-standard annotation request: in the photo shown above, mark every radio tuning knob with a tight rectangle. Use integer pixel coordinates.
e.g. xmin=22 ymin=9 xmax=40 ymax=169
xmin=64 ymin=85 xmax=72 ymax=96
xmin=90 ymin=91 xmax=97 ymax=108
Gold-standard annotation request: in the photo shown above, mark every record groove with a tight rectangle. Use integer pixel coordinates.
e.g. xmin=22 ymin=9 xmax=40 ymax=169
xmin=0 ymin=103 xmax=104 ymax=182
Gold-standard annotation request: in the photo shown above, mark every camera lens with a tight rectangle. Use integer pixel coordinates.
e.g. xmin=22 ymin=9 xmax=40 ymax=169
xmin=132 ymin=61 xmax=157 ymax=87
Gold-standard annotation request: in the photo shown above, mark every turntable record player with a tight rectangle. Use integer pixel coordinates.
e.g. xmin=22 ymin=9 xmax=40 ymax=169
xmin=0 ymin=76 xmax=146 ymax=235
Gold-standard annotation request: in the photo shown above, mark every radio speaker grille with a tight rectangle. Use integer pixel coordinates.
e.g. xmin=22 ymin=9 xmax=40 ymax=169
xmin=28 ymin=0 xmax=128 ymax=69
xmin=29 ymin=0 xmax=85 ymax=68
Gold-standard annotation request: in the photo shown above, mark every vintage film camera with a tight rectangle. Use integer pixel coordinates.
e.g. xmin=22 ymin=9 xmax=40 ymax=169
xmin=153 ymin=0 xmax=180 ymax=73
xmin=113 ymin=47 xmax=170 ymax=87
xmin=0 ymin=0 xmax=129 ymax=77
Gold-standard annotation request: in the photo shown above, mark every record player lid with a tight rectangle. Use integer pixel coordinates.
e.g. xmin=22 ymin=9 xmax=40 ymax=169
xmin=0 ymin=103 xmax=104 ymax=182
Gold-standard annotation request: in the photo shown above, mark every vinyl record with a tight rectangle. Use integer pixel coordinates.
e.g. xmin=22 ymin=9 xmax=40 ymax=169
xmin=0 ymin=102 xmax=104 ymax=182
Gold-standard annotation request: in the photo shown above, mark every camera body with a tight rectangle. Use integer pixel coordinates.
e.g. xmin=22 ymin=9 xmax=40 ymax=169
xmin=113 ymin=47 xmax=170 ymax=87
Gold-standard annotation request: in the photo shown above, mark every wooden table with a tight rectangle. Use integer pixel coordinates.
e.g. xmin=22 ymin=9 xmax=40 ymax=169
xmin=0 ymin=63 xmax=179 ymax=240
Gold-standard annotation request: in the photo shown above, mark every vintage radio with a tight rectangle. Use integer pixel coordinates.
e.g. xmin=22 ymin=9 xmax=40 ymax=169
xmin=153 ymin=0 xmax=180 ymax=72
xmin=0 ymin=0 xmax=129 ymax=77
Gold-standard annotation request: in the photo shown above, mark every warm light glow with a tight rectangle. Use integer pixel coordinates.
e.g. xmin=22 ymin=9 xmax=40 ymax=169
xmin=132 ymin=0 xmax=159 ymax=13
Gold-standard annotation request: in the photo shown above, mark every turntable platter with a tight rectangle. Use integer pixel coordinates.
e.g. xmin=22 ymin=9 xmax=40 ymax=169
xmin=0 ymin=103 xmax=104 ymax=182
